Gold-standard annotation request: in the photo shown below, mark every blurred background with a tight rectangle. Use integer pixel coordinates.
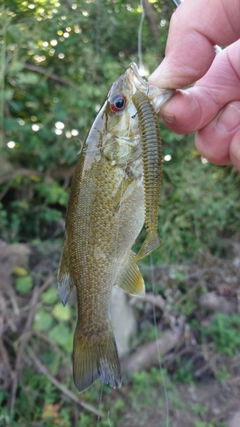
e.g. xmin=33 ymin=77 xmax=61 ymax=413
xmin=1 ymin=1 xmax=240 ymax=426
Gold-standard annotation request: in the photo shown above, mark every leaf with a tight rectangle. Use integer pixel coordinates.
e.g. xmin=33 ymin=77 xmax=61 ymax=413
xmin=6 ymin=61 xmax=24 ymax=75
xmin=34 ymin=308 xmax=53 ymax=331
xmin=52 ymin=303 xmax=71 ymax=321
xmin=4 ymin=89 xmax=14 ymax=100
xmin=49 ymin=324 xmax=73 ymax=350
xmin=42 ymin=403 xmax=61 ymax=425
xmin=15 ymin=276 xmax=33 ymax=294
xmin=17 ymin=72 xmax=40 ymax=85
xmin=41 ymin=288 xmax=59 ymax=305
xmin=13 ymin=266 xmax=28 ymax=276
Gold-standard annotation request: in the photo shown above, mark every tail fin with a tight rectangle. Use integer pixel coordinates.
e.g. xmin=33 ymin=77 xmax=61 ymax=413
xmin=134 ymin=230 xmax=161 ymax=262
xmin=73 ymin=321 xmax=122 ymax=393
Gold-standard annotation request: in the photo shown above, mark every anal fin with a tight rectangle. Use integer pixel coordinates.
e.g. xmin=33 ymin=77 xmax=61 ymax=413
xmin=115 ymin=250 xmax=145 ymax=296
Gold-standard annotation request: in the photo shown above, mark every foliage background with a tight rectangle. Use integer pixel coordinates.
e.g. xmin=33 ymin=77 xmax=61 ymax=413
xmin=1 ymin=1 xmax=240 ymax=426
xmin=1 ymin=0 xmax=240 ymax=256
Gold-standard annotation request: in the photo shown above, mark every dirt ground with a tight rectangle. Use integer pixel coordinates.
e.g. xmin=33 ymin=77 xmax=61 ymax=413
xmin=1 ymin=238 xmax=240 ymax=426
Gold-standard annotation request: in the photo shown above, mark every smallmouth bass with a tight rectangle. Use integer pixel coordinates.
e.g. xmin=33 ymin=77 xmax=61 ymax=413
xmin=58 ymin=63 xmax=173 ymax=393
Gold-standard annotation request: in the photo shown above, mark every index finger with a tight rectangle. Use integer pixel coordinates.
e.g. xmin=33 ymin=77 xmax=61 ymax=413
xmin=149 ymin=0 xmax=240 ymax=88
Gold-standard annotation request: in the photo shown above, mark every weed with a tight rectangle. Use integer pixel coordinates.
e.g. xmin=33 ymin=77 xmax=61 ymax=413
xmin=172 ymin=358 xmax=194 ymax=384
xmin=191 ymin=403 xmax=208 ymax=417
xmin=215 ymin=365 xmax=232 ymax=384
xmin=194 ymin=421 xmax=227 ymax=427
xmin=205 ymin=313 xmax=240 ymax=356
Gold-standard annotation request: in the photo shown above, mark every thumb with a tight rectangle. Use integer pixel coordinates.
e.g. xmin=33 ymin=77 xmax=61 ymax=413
xmin=159 ymin=40 xmax=240 ymax=136
xmin=195 ymin=101 xmax=240 ymax=167
xmin=149 ymin=0 xmax=240 ymax=89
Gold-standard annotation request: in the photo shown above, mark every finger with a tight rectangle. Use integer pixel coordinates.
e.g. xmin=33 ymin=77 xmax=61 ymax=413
xmin=195 ymin=101 xmax=240 ymax=165
xmin=159 ymin=40 xmax=240 ymax=134
xmin=149 ymin=0 xmax=240 ymax=88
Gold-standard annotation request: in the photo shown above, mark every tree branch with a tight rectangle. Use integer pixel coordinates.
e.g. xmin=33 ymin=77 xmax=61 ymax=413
xmin=122 ymin=329 xmax=182 ymax=375
xmin=24 ymin=63 xmax=76 ymax=87
xmin=143 ymin=0 xmax=160 ymax=43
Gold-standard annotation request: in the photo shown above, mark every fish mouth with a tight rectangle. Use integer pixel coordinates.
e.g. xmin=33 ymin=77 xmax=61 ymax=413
xmin=127 ymin=62 xmax=175 ymax=113
xmin=127 ymin=62 xmax=148 ymax=93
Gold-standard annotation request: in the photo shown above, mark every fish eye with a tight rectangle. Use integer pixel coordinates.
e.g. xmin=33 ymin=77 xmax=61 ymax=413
xmin=110 ymin=94 xmax=126 ymax=113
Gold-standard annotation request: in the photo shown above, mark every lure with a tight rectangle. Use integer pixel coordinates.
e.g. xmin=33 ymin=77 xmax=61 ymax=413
xmin=132 ymin=90 xmax=162 ymax=262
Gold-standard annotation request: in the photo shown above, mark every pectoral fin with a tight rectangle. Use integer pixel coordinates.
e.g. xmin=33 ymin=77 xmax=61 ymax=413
xmin=57 ymin=236 xmax=74 ymax=306
xmin=113 ymin=179 xmax=140 ymax=214
xmin=115 ymin=250 xmax=145 ymax=296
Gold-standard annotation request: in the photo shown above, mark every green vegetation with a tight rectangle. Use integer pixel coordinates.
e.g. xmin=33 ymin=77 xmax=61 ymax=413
xmin=1 ymin=0 xmax=240 ymax=257
xmin=205 ymin=313 xmax=240 ymax=356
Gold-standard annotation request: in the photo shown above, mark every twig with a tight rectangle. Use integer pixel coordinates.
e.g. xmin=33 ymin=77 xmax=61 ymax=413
xmin=0 ymin=337 xmax=12 ymax=386
xmin=27 ymin=347 xmax=103 ymax=417
xmin=142 ymin=0 xmax=160 ymax=43
xmin=122 ymin=329 xmax=181 ymax=375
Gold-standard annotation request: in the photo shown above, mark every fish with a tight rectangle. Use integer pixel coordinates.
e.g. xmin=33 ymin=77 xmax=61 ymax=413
xmin=57 ymin=63 xmax=174 ymax=393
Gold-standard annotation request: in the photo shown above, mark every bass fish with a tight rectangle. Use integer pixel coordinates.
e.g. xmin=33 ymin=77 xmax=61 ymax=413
xmin=57 ymin=63 xmax=173 ymax=393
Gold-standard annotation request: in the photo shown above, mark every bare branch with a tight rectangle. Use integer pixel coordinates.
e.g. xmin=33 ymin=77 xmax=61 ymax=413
xmin=24 ymin=63 xmax=76 ymax=87
xmin=143 ymin=0 xmax=160 ymax=43
xmin=130 ymin=292 xmax=166 ymax=311
xmin=122 ymin=329 xmax=182 ymax=375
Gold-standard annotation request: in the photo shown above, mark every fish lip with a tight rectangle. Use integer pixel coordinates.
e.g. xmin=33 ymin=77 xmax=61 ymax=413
xmin=127 ymin=62 xmax=175 ymax=112
xmin=129 ymin=62 xmax=148 ymax=88
xmin=127 ymin=62 xmax=148 ymax=93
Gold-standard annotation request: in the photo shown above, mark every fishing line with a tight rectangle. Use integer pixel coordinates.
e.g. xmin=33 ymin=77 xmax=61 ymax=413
xmin=150 ymin=253 xmax=169 ymax=427
xmin=138 ymin=0 xmax=145 ymax=70
xmin=137 ymin=3 xmax=169 ymax=421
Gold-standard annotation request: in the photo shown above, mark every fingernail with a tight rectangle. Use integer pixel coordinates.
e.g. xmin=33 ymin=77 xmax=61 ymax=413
xmin=160 ymin=106 xmax=176 ymax=124
xmin=216 ymin=104 xmax=240 ymax=133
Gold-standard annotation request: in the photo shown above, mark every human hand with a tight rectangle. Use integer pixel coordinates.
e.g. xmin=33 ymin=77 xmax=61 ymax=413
xmin=149 ymin=0 xmax=240 ymax=170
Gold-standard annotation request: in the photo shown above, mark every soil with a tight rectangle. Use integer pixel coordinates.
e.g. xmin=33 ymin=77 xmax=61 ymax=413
xmin=1 ymin=238 xmax=240 ymax=427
